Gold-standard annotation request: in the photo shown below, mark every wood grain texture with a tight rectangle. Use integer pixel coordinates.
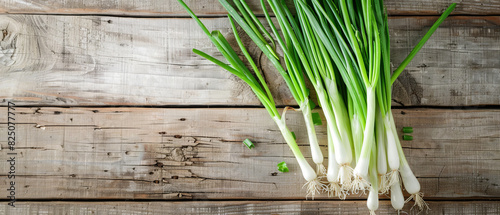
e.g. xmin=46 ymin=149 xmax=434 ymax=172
xmin=391 ymin=16 xmax=500 ymax=107
xmin=3 ymin=201 xmax=500 ymax=215
xmin=0 ymin=15 xmax=498 ymax=107
xmin=1 ymin=107 xmax=498 ymax=199
xmin=0 ymin=0 xmax=498 ymax=16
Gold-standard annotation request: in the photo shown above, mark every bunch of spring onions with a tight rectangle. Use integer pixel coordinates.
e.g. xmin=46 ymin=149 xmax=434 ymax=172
xmin=178 ymin=0 xmax=456 ymax=213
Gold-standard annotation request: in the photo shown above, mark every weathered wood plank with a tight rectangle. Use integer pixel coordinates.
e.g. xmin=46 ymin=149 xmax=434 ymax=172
xmin=391 ymin=16 xmax=500 ymax=107
xmin=0 ymin=0 xmax=498 ymax=16
xmin=0 ymin=15 xmax=498 ymax=107
xmin=3 ymin=201 xmax=500 ymax=215
xmin=1 ymin=107 xmax=499 ymax=199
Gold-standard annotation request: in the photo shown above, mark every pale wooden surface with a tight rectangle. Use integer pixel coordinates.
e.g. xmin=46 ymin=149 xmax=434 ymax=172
xmin=0 ymin=0 xmax=498 ymax=16
xmin=0 ymin=107 xmax=498 ymax=199
xmin=0 ymin=0 xmax=499 ymax=214
xmin=0 ymin=15 xmax=499 ymax=106
xmin=3 ymin=201 xmax=500 ymax=215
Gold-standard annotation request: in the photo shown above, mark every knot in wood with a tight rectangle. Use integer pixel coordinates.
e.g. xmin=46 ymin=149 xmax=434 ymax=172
xmin=0 ymin=17 xmax=19 ymax=67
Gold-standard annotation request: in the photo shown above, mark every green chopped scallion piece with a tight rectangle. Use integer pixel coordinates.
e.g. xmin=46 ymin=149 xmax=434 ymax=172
xmin=277 ymin=161 xmax=289 ymax=172
xmin=243 ymin=138 xmax=255 ymax=149
xmin=403 ymin=135 xmax=413 ymax=141
xmin=403 ymin=127 xmax=414 ymax=133
xmin=291 ymin=131 xmax=296 ymax=140
xmin=312 ymin=112 xmax=322 ymax=126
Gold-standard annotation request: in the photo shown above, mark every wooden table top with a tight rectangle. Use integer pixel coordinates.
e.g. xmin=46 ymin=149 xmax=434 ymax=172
xmin=1 ymin=0 xmax=499 ymax=214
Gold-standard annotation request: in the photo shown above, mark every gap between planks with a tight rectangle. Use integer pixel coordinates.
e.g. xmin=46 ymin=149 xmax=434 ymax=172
xmin=2 ymin=200 xmax=500 ymax=215
xmin=0 ymin=0 xmax=499 ymax=16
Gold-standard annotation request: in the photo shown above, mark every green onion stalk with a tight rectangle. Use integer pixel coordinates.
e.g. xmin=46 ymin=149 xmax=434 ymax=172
xmin=374 ymin=1 xmax=456 ymax=212
xmin=336 ymin=0 xmax=382 ymax=193
xmin=297 ymin=0 xmax=377 ymax=193
xmin=244 ymin=0 xmax=327 ymax=176
xmin=219 ymin=0 xmax=328 ymax=198
xmin=178 ymin=0 xmax=325 ymax=198
xmin=264 ymin=0 xmax=352 ymax=194
xmin=280 ymin=0 xmax=456 ymax=211
xmin=179 ymin=0 xmax=456 ymax=212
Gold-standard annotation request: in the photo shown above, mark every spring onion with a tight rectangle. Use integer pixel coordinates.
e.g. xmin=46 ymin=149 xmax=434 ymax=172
xmin=178 ymin=0 xmax=322 ymax=198
xmin=178 ymin=0 xmax=456 ymax=213
xmin=219 ymin=0 xmax=331 ymax=197
xmin=376 ymin=3 xmax=456 ymax=213
xmin=278 ymin=0 xmax=357 ymax=192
